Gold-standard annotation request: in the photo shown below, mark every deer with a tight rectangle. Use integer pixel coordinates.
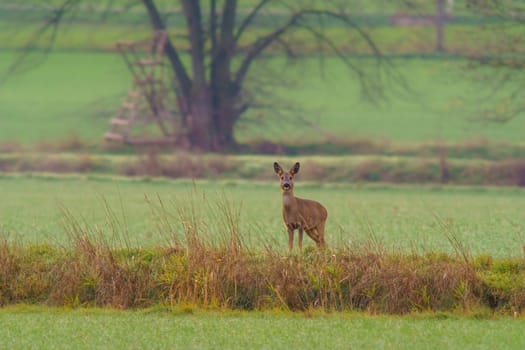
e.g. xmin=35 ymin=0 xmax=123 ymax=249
xmin=273 ymin=162 xmax=328 ymax=252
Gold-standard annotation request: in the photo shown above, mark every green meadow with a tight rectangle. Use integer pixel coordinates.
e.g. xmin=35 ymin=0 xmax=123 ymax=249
xmin=1 ymin=1 xmax=523 ymax=146
xmin=1 ymin=51 xmax=524 ymax=145
xmin=1 ymin=306 xmax=525 ymax=350
xmin=1 ymin=175 xmax=524 ymax=258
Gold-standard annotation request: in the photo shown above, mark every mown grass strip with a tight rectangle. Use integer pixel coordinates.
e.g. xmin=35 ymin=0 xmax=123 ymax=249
xmin=2 ymin=305 xmax=525 ymax=350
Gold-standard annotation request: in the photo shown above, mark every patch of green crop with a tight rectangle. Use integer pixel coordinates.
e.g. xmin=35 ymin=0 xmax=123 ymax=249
xmin=1 ymin=175 xmax=524 ymax=257
xmin=0 ymin=306 xmax=525 ymax=349
xmin=1 ymin=50 xmax=524 ymax=146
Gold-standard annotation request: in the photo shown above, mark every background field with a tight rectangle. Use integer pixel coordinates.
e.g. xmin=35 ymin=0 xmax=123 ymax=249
xmin=1 ymin=1 xmax=524 ymax=148
xmin=1 ymin=52 xmax=524 ymax=145
xmin=1 ymin=306 xmax=525 ymax=350
xmin=2 ymin=174 xmax=524 ymax=257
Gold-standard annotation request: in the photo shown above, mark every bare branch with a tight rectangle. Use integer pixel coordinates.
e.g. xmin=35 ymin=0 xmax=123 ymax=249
xmin=220 ymin=0 xmax=237 ymax=52
xmin=1 ymin=0 xmax=80 ymax=84
xmin=298 ymin=22 xmax=385 ymax=103
xmin=234 ymin=0 xmax=272 ymax=44
xmin=459 ymin=0 xmax=525 ymax=122
xmin=234 ymin=8 xmax=386 ymax=90
xmin=181 ymin=0 xmax=206 ymax=86
xmin=209 ymin=0 xmax=218 ymax=57
xmin=142 ymin=0 xmax=192 ymax=98
xmin=234 ymin=10 xmax=304 ymax=85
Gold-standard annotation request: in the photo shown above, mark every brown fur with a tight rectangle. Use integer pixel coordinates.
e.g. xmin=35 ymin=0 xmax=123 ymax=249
xmin=274 ymin=162 xmax=328 ymax=252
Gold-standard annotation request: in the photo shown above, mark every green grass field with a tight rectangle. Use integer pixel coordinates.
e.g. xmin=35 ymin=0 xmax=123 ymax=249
xmin=1 ymin=51 xmax=524 ymax=145
xmin=2 ymin=174 xmax=524 ymax=257
xmin=1 ymin=306 xmax=524 ymax=349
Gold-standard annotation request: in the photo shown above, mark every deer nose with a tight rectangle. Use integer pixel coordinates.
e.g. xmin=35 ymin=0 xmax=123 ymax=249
xmin=283 ymin=183 xmax=291 ymax=190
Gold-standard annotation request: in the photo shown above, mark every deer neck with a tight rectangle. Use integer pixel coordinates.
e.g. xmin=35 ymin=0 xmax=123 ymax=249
xmin=282 ymin=190 xmax=297 ymax=209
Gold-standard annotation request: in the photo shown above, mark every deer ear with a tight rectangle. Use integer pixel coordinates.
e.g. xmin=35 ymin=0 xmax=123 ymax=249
xmin=273 ymin=162 xmax=283 ymax=175
xmin=291 ymin=162 xmax=300 ymax=175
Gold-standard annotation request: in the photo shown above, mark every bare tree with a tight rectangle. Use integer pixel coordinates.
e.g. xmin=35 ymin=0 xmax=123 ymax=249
xmin=5 ymin=0 xmax=399 ymax=151
xmin=461 ymin=0 xmax=525 ymax=123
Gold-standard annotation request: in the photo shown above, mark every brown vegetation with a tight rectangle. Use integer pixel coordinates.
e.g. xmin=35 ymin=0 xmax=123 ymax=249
xmin=2 ymin=236 xmax=524 ymax=314
xmin=1 ymin=137 xmax=524 ymax=186
xmin=0 ymin=155 xmax=99 ymax=174
xmin=35 ymin=135 xmax=94 ymax=153
xmin=0 ymin=237 xmax=478 ymax=312
xmin=245 ymin=137 xmax=525 ymax=160
xmin=121 ymin=152 xmax=237 ymax=178
xmin=0 ymin=141 xmax=25 ymax=153
xmin=1 ymin=152 xmax=525 ymax=186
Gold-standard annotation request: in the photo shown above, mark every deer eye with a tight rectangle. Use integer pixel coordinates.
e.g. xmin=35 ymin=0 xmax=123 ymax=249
xmin=280 ymin=176 xmax=284 ymax=180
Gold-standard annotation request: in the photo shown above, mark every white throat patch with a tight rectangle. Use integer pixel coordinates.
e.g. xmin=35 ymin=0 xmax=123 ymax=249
xmin=282 ymin=194 xmax=292 ymax=206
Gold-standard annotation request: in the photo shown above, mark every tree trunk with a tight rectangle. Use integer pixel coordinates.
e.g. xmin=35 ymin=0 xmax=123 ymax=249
xmin=214 ymin=89 xmax=239 ymax=150
xmin=210 ymin=0 xmax=239 ymax=151
xmin=186 ymin=88 xmax=215 ymax=151
xmin=183 ymin=89 xmax=238 ymax=151
xmin=178 ymin=83 xmax=239 ymax=152
xmin=211 ymin=53 xmax=239 ymax=150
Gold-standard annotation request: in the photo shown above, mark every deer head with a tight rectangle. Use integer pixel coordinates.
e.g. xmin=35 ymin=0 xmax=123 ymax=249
xmin=273 ymin=162 xmax=300 ymax=192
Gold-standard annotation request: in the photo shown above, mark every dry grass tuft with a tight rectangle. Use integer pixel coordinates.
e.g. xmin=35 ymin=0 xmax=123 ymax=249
xmin=47 ymin=236 xmax=155 ymax=308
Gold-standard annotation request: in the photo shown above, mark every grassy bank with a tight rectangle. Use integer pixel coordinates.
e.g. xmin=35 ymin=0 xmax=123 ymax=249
xmin=1 ymin=231 xmax=525 ymax=315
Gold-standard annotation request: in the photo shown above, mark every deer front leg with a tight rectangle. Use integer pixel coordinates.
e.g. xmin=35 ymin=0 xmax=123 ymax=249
xmin=287 ymin=227 xmax=294 ymax=252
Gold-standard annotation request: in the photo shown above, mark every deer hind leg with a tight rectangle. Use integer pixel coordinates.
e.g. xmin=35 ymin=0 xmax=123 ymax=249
xmin=316 ymin=221 xmax=327 ymax=248
xmin=306 ymin=222 xmax=326 ymax=249
xmin=305 ymin=228 xmax=321 ymax=245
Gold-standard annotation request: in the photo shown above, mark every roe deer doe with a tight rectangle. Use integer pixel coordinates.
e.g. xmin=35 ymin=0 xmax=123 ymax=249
xmin=273 ymin=162 xmax=327 ymax=252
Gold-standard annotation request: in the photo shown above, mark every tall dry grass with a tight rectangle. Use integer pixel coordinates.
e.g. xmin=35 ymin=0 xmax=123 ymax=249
xmin=0 ymin=194 xmax=524 ymax=314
